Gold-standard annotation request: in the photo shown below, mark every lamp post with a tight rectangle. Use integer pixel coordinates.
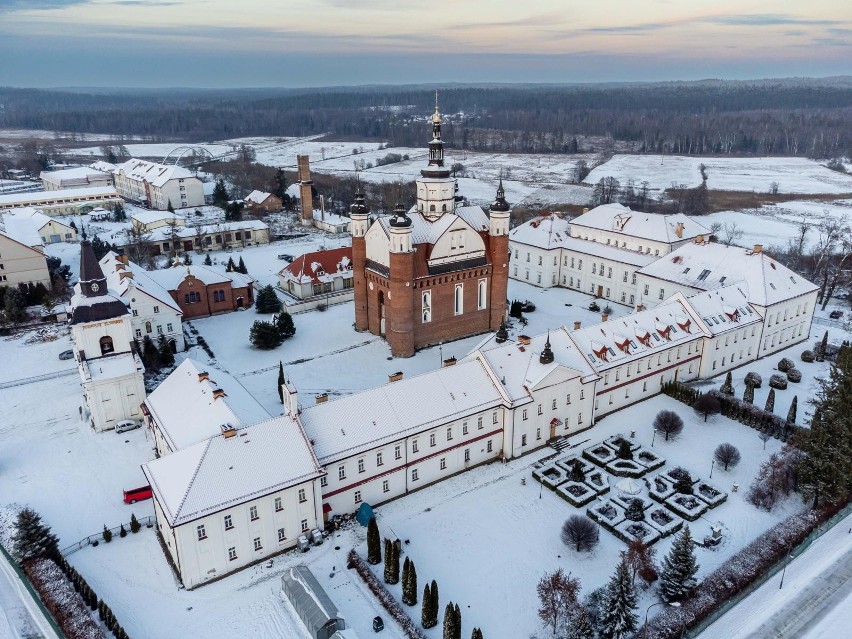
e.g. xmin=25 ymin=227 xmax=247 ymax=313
xmin=651 ymin=428 xmax=658 ymax=448
xmin=644 ymin=601 xmax=680 ymax=639
xmin=779 ymin=540 xmax=794 ymax=589
xmin=709 ymin=457 xmax=716 ymax=479
xmin=539 ymin=479 xmax=543 ymax=499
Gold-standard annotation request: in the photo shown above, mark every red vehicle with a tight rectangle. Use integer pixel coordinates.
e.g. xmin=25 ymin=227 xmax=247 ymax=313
xmin=123 ymin=485 xmax=152 ymax=504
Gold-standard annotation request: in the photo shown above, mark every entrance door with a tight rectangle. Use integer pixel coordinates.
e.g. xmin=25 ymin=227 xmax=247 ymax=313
xmin=236 ymin=296 xmax=244 ymax=308
xmin=378 ymin=291 xmax=386 ymax=335
xmin=549 ymin=419 xmax=558 ymax=440
xmin=597 ymin=285 xmax=603 ymax=297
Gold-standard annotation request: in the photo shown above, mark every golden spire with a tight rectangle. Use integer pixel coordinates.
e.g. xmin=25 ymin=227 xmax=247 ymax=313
xmin=432 ymin=89 xmax=441 ymax=124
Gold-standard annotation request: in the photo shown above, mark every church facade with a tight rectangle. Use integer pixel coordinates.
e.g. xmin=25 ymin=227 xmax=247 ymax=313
xmin=351 ymin=102 xmax=509 ymax=357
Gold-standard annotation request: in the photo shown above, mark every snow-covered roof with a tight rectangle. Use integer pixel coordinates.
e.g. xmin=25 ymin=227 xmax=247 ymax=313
xmin=40 ymin=166 xmax=112 ymax=187
xmin=509 ymin=213 xmax=571 ymax=250
xmin=3 ymin=207 xmax=72 ymax=232
xmin=147 ymin=263 xmax=254 ymax=290
xmin=375 ymin=206 xmax=489 ymax=245
xmin=114 ymin=159 xmax=196 ymax=188
xmin=299 ymin=360 xmax=504 ymax=465
xmin=567 ymin=300 xmax=703 ymax=371
xmin=1 ymin=216 xmax=44 ymax=248
xmin=143 ymin=414 xmax=323 ymax=527
xmin=0 ymin=186 xmax=119 ymax=207
xmin=570 ymin=204 xmax=709 ymax=244
xmin=80 ymin=352 xmax=142 ymax=382
xmin=144 ymin=359 xmax=270 ymax=452
xmin=311 ymin=209 xmax=350 ymax=226
xmin=675 ymin=284 xmax=762 ymax=337
xmin=130 ymin=210 xmax=185 ymax=226
xmin=472 ymin=328 xmax=598 ymax=402
xmin=286 ymin=183 xmax=302 ymax=199
xmin=637 ymin=241 xmax=818 ymax=307
xmin=135 ymin=219 xmax=268 ymax=244
xmin=280 ymin=247 xmax=353 ymax=285
xmin=89 ymin=161 xmax=116 ymax=173
xmin=245 ymin=190 xmax=272 ymax=205
xmin=99 ymin=252 xmax=182 ymax=314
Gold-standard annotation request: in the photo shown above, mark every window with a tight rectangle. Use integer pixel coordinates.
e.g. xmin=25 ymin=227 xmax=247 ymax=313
xmin=250 ymin=506 xmax=259 ymax=521
xmin=454 ymin=284 xmax=463 ymax=315
xmin=492 ymin=411 xmax=498 ymax=424
xmin=278 ymin=528 xmax=287 ymax=542
xmin=644 ymin=284 xmax=649 ymax=295
xmin=338 ymin=465 xmax=346 ymax=480
xmin=274 ymin=497 xmax=283 ymax=512
xmin=413 ymin=440 xmax=419 ymax=453
xmin=522 ymin=409 xmax=528 ymax=421
xmin=580 ymin=390 xmax=585 ymax=399
xmin=440 ymin=458 xmax=447 ymax=470
xmin=166 ymin=323 xmax=173 ymax=332
xmin=412 ymin=469 xmax=419 ymax=481
xmin=298 ymin=489 xmax=306 ymax=503
xmin=446 ymin=427 xmax=453 ymax=441
xmin=157 ymin=325 xmax=163 ymax=334
xmin=394 ymin=444 xmax=401 ymax=460
xmin=358 ymin=458 xmax=365 ymax=473
xmin=430 ymin=433 xmax=436 ymax=447
xmin=253 ymin=537 xmax=262 ymax=551
xmin=228 ymin=547 xmax=237 ymax=561
xmin=552 ymin=399 xmax=557 ymax=410
xmin=537 ymin=428 xmax=542 ymax=440
xmin=132 ymin=309 xmax=138 ymax=317
xmin=578 ymin=413 xmax=582 ymax=424
xmin=135 ymin=329 xmax=142 ymax=338
xmin=566 ymin=393 xmax=571 ymax=404
xmin=301 ymin=519 xmax=309 ymax=532
xmin=521 ymin=434 xmax=527 ymax=446
xmin=99 ymin=336 xmax=114 ymax=355
xmin=153 ymin=305 xmax=160 ymax=313
xmin=462 ymin=423 xmax=468 ymax=435
xmin=487 ymin=440 xmax=493 ymax=452
xmin=197 ymin=524 xmax=207 ymax=540
xmin=477 ymin=279 xmax=487 ymax=310
xmin=376 ymin=451 xmax=383 ymax=466
xmin=320 ymin=476 xmax=328 ymax=487
xmin=478 ymin=416 xmax=484 ymax=429
xmin=355 ymin=491 xmax=362 ymax=504
xmin=383 ymin=480 xmax=390 ymax=493
xmin=422 ymin=290 xmax=432 ymax=323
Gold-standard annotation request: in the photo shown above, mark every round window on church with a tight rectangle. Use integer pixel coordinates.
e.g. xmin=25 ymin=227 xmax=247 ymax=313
xmin=90 ymin=283 xmax=99 ymax=292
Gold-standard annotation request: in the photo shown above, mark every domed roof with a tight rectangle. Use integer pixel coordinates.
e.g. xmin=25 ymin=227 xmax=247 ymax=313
xmin=349 ymin=190 xmax=370 ymax=217
xmin=389 ymin=203 xmax=412 ymax=228
xmin=490 ymin=178 xmax=510 ymax=213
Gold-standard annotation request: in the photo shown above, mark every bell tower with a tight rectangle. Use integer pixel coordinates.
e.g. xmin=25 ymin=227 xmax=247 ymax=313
xmin=297 ymin=155 xmax=314 ymax=226
xmin=416 ymin=91 xmax=456 ymax=221
xmin=350 ymin=188 xmax=370 ymax=332
xmin=387 ymin=204 xmax=415 ymax=357
xmin=488 ymin=178 xmax=510 ymax=330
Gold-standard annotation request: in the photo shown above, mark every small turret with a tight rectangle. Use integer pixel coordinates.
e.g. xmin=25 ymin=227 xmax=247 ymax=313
xmin=539 ymin=332 xmax=554 ymax=365
xmin=490 ymin=177 xmax=510 ymax=213
xmin=349 ymin=188 xmax=371 ymax=239
xmin=489 ymin=178 xmax=511 ymax=238
xmin=389 ymin=202 xmax=412 ymax=228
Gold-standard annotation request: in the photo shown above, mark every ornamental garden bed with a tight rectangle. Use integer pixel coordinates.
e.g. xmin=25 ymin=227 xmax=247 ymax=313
xmin=635 ymin=449 xmax=666 ymax=471
xmin=603 ymin=435 xmax=641 ymax=453
xmin=665 ymin=493 xmax=709 ymax=521
xmin=556 ymin=481 xmax=598 ymax=507
xmin=611 ymin=494 xmax=653 ymax=512
xmin=587 ymin=501 xmax=625 ymax=530
xmin=613 ymin=519 xmax=662 ymax=546
xmin=584 ymin=470 xmax=610 ymax=495
xmin=555 ymin=455 xmax=595 ymax=477
xmin=583 ymin=444 xmax=617 ymax=467
xmin=532 ymin=464 xmax=568 ymax=489
xmin=645 ymin=506 xmax=684 ymax=537
xmin=664 ymin=466 xmax=699 ymax=486
xmin=605 ymin=458 xmax=648 ymax=478
xmin=696 ymin=481 xmax=728 ymax=508
xmin=648 ymin=475 xmax=676 ymax=503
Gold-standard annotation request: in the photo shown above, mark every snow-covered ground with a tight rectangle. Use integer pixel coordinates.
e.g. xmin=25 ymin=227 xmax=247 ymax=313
xmin=586 ymin=155 xmax=852 ymax=194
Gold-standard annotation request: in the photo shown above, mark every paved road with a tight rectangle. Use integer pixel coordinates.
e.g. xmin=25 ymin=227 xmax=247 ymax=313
xmin=0 ymin=551 xmax=59 ymax=639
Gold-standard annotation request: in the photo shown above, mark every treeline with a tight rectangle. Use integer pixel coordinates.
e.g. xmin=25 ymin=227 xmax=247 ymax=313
xmin=0 ymin=81 xmax=850 ymax=157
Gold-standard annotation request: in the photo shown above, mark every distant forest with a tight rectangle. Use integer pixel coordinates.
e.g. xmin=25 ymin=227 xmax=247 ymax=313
xmin=1 ymin=80 xmax=850 ymax=158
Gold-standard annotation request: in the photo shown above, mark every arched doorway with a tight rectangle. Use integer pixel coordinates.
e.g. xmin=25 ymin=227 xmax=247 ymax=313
xmin=236 ymin=296 xmax=244 ymax=308
xmin=378 ymin=291 xmax=386 ymax=335
xmin=169 ymin=339 xmax=177 ymax=354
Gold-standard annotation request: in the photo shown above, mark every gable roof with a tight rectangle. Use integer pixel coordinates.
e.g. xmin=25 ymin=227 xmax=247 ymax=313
xmin=1 ymin=216 xmax=44 ymax=248
xmin=671 ymin=284 xmax=762 ymax=337
xmin=99 ymin=252 xmax=182 ymax=314
xmin=146 ymin=263 xmax=254 ymax=290
xmin=245 ymin=190 xmax=273 ymax=205
xmin=375 ymin=206 xmax=489 ymax=246
xmin=143 ymin=414 xmax=322 ymax=527
xmin=509 ymin=213 xmax=571 ymax=250
xmin=571 ymin=204 xmax=709 ymax=244
xmin=115 ymin=159 xmax=196 ymax=188
xmin=3 ymin=207 xmax=73 ymax=232
xmin=637 ymin=241 xmax=818 ymax=307
xmin=280 ymin=247 xmax=353 ymax=285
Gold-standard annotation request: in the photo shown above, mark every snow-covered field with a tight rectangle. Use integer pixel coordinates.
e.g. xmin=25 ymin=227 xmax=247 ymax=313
xmin=586 ymin=155 xmax=852 ymax=194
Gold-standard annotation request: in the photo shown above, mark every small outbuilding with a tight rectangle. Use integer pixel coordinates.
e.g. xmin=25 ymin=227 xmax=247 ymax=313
xmin=282 ymin=565 xmax=347 ymax=639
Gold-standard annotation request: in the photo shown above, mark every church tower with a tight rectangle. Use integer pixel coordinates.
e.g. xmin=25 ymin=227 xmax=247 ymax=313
xmin=416 ymin=93 xmax=456 ymax=220
xmin=488 ymin=178 xmax=511 ymax=330
xmin=350 ymin=188 xmax=370 ymax=332
xmin=297 ymin=155 xmax=314 ymax=226
xmin=70 ymin=240 xmax=146 ymax=432
xmin=386 ymin=204 xmax=415 ymax=357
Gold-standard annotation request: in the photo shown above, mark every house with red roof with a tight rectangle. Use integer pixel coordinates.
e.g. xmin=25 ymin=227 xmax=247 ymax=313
xmin=278 ymin=247 xmax=354 ymax=300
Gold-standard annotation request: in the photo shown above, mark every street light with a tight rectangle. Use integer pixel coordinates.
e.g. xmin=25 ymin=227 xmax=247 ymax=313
xmin=651 ymin=428 xmax=659 ymax=448
xmin=779 ymin=540 xmax=794 ymax=589
xmin=644 ymin=601 xmax=681 ymax=639
xmin=709 ymin=457 xmax=716 ymax=479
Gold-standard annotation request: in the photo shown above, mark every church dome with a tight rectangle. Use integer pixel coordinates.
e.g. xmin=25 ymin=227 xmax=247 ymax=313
xmin=490 ymin=178 xmax=511 ymax=213
xmin=389 ymin=203 xmax=412 ymax=228
xmin=350 ymin=191 xmax=370 ymax=217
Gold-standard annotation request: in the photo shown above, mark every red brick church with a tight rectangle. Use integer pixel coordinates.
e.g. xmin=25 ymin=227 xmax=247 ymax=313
xmin=351 ymin=100 xmax=510 ymax=357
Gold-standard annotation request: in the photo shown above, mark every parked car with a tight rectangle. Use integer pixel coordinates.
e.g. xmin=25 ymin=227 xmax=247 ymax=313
xmin=297 ymin=535 xmax=311 ymax=552
xmin=58 ymin=349 xmax=74 ymax=360
xmin=278 ymin=253 xmax=294 ymax=261
xmin=123 ymin=485 xmax=152 ymax=504
xmin=310 ymin=528 xmax=324 ymax=546
xmin=829 ymin=310 xmax=844 ymax=319
xmin=115 ymin=419 xmax=142 ymax=433
xmin=372 ymin=616 xmax=384 ymax=632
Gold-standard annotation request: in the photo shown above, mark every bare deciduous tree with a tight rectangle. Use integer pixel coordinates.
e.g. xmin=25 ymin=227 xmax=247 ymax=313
xmin=714 ymin=443 xmax=741 ymax=470
xmin=653 ymin=410 xmax=684 ymax=442
xmin=537 ymin=568 xmax=581 ymax=634
xmin=693 ymin=393 xmax=722 ymax=422
xmin=722 ymin=222 xmax=744 ymax=246
xmin=561 ymin=515 xmax=600 ymax=552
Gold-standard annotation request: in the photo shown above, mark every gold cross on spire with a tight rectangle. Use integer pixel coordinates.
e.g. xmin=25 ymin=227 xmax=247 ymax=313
xmin=432 ymin=89 xmax=441 ymax=124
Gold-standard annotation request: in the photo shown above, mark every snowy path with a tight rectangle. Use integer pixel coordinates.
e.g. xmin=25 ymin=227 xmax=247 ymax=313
xmin=0 ymin=368 xmax=76 ymax=390
xmin=698 ymin=512 xmax=852 ymax=639
xmin=0 ymin=551 xmax=59 ymax=639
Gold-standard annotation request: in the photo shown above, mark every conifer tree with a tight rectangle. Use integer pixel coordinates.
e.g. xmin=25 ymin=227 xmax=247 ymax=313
xmin=226 ymin=256 xmax=236 ymax=272
xmin=276 ymin=310 xmax=296 ymax=339
xmin=817 ymin=331 xmax=828 ymax=361
xmin=204 ymin=253 xmax=213 ymax=266
xmin=383 ymin=538 xmax=393 ymax=583
xmin=102 ymin=525 xmax=112 ymax=543
xmin=443 ymin=602 xmax=454 ymax=639
xmin=212 ymin=178 xmax=229 ymax=208
xmin=390 ymin=539 xmax=401 ymax=585
xmin=786 ymin=395 xmax=798 ymax=424
xmin=402 ymin=556 xmax=411 ymax=601
xmin=454 ymin=603 xmax=462 ymax=639
xmin=624 ymin=498 xmax=645 ymax=521
xmin=743 ymin=383 xmax=754 ymax=405
xmin=157 ymin=334 xmax=175 ymax=367
xmin=568 ymin=459 xmax=586 ymax=482
xmin=130 ymin=513 xmax=141 ymax=533
xmin=471 ymin=629 xmax=483 ymax=639
xmin=250 ymin=320 xmax=283 ymax=349
xmin=142 ymin=335 xmax=161 ymax=371
xmin=238 ymin=257 xmax=248 ymax=274
xmin=565 ymin=606 xmax=595 ymax=639
xmin=798 ymin=344 xmax=852 ymax=507
xmin=119 ymin=524 xmax=127 ymax=538
xmin=430 ymin=580 xmax=440 ymax=628
xmin=366 ymin=517 xmax=381 ymax=564
xmin=720 ymin=371 xmax=734 ymax=395
xmin=12 ymin=508 xmax=60 ymax=562
xmin=659 ymin=526 xmax=699 ymax=602
xmin=277 ymin=361 xmax=285 ymax=403
xmin=255 ymin=284 xmax=282 ymax=313
xmin=422 ymin=582 xmax=434 ymax=628
xmin=616 ymin=439 xmax=633 ymax=460
xmin=764 ymin=388 xmax=775 ymax=413
xmin=407 ymin=559 xmax=418 ymax=606
xmin=599 ymin=558 xmax=638 ymax=639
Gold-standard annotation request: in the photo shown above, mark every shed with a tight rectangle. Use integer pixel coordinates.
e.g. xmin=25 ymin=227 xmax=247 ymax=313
xmin=282 ymin=565 xmax=346 ymax=639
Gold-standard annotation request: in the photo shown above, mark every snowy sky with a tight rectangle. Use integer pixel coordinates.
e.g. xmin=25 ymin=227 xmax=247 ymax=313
xmin=0 ymin=0 xmax=849 ymax=87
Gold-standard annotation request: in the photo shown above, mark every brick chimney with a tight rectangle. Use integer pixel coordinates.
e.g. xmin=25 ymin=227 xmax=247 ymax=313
xmin=573 ymin=321 xmax=581 ymax=330
xmin=753 ymin=244 xmax=763 ymax=254
xmin=675 ymin=222 xmax=684 ymax=238
xmin=315 ymin=393 xmax=328 ymax=404
xmin=197 ymin=371 xmax=209 ymax=382
xmin=212 ymin=388 xmax=226 ymax=399
xmin=695 ymin=234 xmax=705 ymax=244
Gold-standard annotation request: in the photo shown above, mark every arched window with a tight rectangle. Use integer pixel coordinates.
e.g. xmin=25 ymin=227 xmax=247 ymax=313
xmin=219 ymin=289 xmax=225 ymax=302
xmin=454 ymin=284 xmax=463 ymax=315
xmin=441 ymin=204 xmax=447 ymax=212
xmin=429 ymin=205 xmax=436 ymax=212
xmin=184 ymin=293 xmax=190 ymax=304
xmin=213 ymin=291 xmax=220 ymax=302
xmin=421 ymin=290 xmax=431 ymax=323
xmin=145 ymin=321 xmax=152 ymax=334
xmin=478 ymin=279 xmax=487 ymax=310
xmin=99 ymin=336 xmax=114 ymax=355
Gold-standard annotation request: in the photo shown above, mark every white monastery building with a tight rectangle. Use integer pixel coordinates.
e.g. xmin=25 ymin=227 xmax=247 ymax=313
xmin=113 ymin=159 xmax=205 ymax=210
xmin=0 ymin=228 xmax=50 ymax=288
xmin=69 ymin=241 xmax=146 ymax=432
xmin=40 ymin=166 xmax=114 ymax=191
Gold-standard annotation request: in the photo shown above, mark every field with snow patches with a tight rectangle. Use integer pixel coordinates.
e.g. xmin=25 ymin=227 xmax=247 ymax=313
xmin=586 ymin=155 xmax=852 ymax=194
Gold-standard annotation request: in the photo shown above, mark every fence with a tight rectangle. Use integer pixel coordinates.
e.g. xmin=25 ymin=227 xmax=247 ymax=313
xmin=653 ymin=500 xmax=852 ymax=639
xmin=281 ymin=289 xmax=354 ymax=314
xmin=61 ymin=515 xmax=155 ymax=556
xmin=0 ymin=542 xmax=65 ymax=638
